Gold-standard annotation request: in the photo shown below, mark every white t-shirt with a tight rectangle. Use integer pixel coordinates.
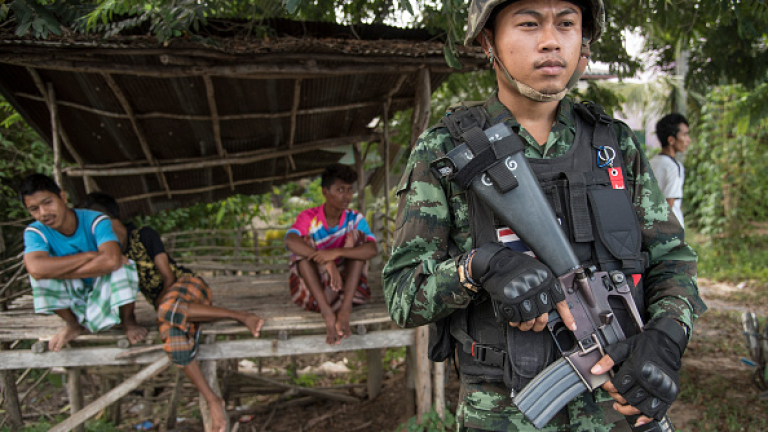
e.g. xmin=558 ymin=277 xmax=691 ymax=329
xmin=650 ymin=154 xmax=685 ymax=228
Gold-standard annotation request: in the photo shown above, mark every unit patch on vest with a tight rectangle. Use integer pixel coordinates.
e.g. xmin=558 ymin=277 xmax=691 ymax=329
xmin=496 ymin=227 xmax=534 ymax=256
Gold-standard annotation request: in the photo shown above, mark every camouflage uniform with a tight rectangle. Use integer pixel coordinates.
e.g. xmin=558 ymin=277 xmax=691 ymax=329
xmin=382 ymin=93 xmax=707 ymax=431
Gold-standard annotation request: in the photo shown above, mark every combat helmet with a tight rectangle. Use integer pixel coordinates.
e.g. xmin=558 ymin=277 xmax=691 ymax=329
xmin=464 ymin=0 xmax=606 ymax=102
xmin=465 ymin=0 xmax=605 ymax=46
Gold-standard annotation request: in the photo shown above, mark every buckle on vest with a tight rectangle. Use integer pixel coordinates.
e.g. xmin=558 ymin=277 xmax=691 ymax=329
xmin=471 ymin=342 xmax=505 ymax=367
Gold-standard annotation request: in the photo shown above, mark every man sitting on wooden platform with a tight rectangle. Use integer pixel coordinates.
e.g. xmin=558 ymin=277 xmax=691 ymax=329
xmin=83 ymin=192 xmax=265 ymax=432
xmin=284 ymin=163 xmax=378 ymax=345
xmin=19 ymin=174 xmax=147 ymax=352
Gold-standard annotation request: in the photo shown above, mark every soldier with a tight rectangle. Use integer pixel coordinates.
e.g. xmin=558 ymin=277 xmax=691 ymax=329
xmin=382 ymin=0 xmax=706 ymax=431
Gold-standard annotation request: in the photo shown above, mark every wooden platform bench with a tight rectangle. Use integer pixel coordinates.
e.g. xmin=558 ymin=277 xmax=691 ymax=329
xmin=0 ymin=228 xmax=439 ymax=431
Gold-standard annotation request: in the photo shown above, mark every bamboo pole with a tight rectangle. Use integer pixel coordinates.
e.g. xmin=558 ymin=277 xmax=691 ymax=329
xmin=115 ymin=168 xmax=324 ymax=203
xmin=48 ymin=357 xmax=171 ymax=432
xmin=101 ymin=73 xmax=173 ymax=199
xmin=382 ymin=102 xmax=391 ymax=250
xmin=203 ymin=75 xmax=235 ymax=191
xmin=66 ymin=134 xmax=379 ymax=177
xmin=411 ymin=68 xmax=431 ymax=149
xmin=46 ymin=83 xmax=62 ymax=187
xmin=353 ymin=143 xmax=365 ymax=211
xmin=3 ymin=56 xmax=479 ymax=79
xmin=15 ymin=92 xmax=411 ymax=123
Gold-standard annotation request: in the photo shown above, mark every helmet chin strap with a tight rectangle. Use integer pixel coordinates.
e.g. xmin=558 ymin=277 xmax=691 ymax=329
xmin=482 ymin=32 xmax=591 ymax=103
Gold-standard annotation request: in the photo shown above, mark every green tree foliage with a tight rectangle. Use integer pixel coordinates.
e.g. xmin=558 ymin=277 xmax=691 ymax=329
xmin=685 ymin=85 xmax=768 ymax=236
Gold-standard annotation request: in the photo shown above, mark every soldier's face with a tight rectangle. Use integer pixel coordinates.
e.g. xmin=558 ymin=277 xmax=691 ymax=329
xmin=484 ymin=0 xmax=583 ymax=96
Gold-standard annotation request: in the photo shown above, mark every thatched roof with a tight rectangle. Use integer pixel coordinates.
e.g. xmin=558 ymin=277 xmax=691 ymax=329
xmin=0 ymin=19 xmax=487 ymax=218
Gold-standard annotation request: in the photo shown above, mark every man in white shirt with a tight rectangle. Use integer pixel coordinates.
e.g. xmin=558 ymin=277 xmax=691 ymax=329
xmin=650 ymin=113 xmax=691 ymax=227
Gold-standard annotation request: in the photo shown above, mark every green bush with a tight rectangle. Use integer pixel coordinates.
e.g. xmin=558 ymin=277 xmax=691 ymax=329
xmin=685 ymin=85 xmax=768 ymax=237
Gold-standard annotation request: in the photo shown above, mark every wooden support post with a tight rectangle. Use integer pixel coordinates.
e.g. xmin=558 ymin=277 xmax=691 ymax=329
xmin=49 ymin=357 xmax=171 ymax=432
xmin=165 ymin=368 xmax=183 ymax=431
xmin=47 ymin=82 xmax=62 ymax=187
xmin=0 ymin=343 xmax=23 ymax=430
xmin=411 ymin=68 xmax=431 ymax=149
xmin=106 ymin=374 xmax=122 ymax=426
xmin=353 ymin=142 xmax=366 ymax=212
xmin=382 ymin=102 xmax=391 ymax=251
xmin=404 ymin=344 xmax=417 ymax=418
xmin=366 ymin=348 xmax=383 ymax=400
xmin=202 ymin=75 xmax=235 ymax=191
xmin=415 ymin=326 xmax=432 ymax=421
xmin=433 ymin=361 xmax=446 ymax=420
xmin=66 ymin=368 xmax=85 ymax=432
xmin=199 ymin=334 xmax=228 ymax=432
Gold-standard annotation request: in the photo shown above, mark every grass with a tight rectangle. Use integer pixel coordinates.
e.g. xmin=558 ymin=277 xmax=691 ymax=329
xmin=678 ymin=311 xmax=768 ymax=432
xmin=689 ymin=232 xmax=768 ymax=284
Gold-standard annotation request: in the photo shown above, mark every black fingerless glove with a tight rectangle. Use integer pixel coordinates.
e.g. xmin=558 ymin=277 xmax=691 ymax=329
xmin=604 ymin=317 xmax=689 ymax=421
xmin=467 ymin=242 xmax=564 ymax=322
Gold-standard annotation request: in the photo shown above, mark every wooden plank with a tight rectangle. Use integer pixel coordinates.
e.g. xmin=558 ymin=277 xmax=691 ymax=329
xmin=48 ymin=357 xmax=171 ymax=432
xmin=0 ymin=330 xmax=415 ymax=370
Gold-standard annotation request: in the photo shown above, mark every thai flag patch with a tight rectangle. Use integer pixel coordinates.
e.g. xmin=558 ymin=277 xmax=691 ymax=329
xmin=496 ymin=227 xmax=535 ymax=257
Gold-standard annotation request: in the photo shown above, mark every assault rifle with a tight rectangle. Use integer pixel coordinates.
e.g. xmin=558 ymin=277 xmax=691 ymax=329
xmin=431 ymin=123 xmax=674 ymax=432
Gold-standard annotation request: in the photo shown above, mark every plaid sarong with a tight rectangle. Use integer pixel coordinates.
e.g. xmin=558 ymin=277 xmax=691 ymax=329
xmin=157 ymin=276 xmax=213 ymax=366
xmin=30 ymin=263 xmax=140 ymax=333
xmin=288 ymin=230 xmax=371 ymax=312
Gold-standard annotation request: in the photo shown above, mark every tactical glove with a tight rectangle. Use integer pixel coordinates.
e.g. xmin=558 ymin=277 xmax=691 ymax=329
xmin=468 ymin=242 xmax=564 ymax=322
xmin=604 ymin=317 xmax=689 ymax=421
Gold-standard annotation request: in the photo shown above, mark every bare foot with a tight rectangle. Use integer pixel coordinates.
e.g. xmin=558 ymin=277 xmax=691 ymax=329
xmin=243 ymin=313 xmax=264 ymax=338
xmin=321 ymin=310 xmax=340 ymax=345
xmin=122 ymin=318 xmax=148 ymax=345
xmin=335 ymin=305 xmax=353 ymax=340
xmin=208 ymin=396 xmax=227 ymax=432
xmin=325 ymin=262 xmax=343 ymax=291
xmin=49 ymin=324 xmax=86 ymax=352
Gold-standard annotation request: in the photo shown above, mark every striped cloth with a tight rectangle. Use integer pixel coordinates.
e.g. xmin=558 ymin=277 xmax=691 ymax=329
xmin=30 ymin=263 xmax=139 ymax=333
xmin=156 ymin=276 xmax=212 ymax=366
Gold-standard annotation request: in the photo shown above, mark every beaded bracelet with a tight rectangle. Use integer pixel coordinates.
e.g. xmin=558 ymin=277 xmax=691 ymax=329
xmin=459 ymin=249 xmax=480 ymax=293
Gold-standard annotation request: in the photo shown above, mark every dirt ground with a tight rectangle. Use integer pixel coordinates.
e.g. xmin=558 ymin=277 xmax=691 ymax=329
xmin=5 ymin=278 xmax=767 ymax=432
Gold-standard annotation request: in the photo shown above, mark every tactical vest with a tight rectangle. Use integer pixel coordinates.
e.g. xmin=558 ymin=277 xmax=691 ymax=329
xmin=435 ymin=101 xmax=648 ymax=391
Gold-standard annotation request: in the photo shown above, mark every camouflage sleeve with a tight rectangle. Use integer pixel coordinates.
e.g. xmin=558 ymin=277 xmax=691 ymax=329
xmin=382 ymin=127 xmax=473 ymax=328
xmin=615 ymin=123 xmax=707 ymax=331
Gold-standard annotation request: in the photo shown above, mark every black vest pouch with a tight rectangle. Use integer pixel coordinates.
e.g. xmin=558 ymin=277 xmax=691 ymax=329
xmin=586 ymin=188 xmax=642 ymax=273
xmin=503 ymin=326 xmax=556 ymax=392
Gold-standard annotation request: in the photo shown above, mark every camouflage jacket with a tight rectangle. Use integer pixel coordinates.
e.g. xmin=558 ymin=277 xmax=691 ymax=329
xmin=383 ymin=94 xmax=705 ymax=329
xmin=383 ymin=94 xmax=706 ymax=430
